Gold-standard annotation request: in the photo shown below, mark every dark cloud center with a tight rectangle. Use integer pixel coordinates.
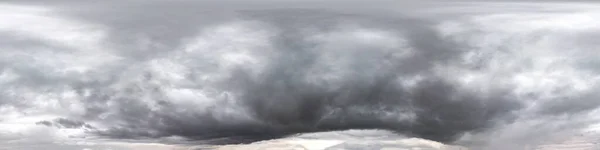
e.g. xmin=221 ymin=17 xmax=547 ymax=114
xmin=69 ymin=10 xmax=529 ymax=144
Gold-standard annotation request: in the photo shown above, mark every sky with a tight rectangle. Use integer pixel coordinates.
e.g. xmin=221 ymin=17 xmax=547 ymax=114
xmin=1 ymin=0 xmax=600 ymax=149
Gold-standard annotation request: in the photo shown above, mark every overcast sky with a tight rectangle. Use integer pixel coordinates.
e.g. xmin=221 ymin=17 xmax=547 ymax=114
xmin=1 ymin=0 xmax=600 ymax=150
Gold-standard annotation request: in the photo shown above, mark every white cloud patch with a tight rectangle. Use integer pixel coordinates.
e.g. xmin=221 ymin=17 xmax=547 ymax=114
xmin=436 ymin=4 xmax=600 ymax=149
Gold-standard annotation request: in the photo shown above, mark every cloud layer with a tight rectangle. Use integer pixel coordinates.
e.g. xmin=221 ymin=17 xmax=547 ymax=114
xmin=1 ymin=1 xmax=600 ymax=149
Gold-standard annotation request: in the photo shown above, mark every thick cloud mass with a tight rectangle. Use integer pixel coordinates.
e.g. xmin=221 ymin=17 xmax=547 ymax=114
xmin=1 ymin=1 xmax=600 ymax=149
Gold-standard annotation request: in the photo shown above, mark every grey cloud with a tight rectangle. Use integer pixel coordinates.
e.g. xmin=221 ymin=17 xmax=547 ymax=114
xmin=535 ymin=91 xmax=600 ymax=116
xmin=36 ymin=118 xmax=94 ymax=129
xmin=62 ymin=9 xmax=524 ymax=144
xmin=1 ymin=1 xmax=600 ymax=149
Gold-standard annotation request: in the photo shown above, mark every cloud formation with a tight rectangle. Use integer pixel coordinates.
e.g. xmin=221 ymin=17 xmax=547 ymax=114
xmin=1 ymin=1 xmax=600 ymax=149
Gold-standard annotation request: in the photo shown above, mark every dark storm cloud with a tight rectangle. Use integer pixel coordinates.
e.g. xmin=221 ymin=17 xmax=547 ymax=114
xmin=51 ymin=8 xmax=526 ymax=144
xmin=1 ymin=0 xmax=600 ymax=149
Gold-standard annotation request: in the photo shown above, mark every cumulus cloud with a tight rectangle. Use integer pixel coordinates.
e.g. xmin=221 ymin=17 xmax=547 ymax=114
xmin=1 ymin=1 xmax=600 ymax=149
